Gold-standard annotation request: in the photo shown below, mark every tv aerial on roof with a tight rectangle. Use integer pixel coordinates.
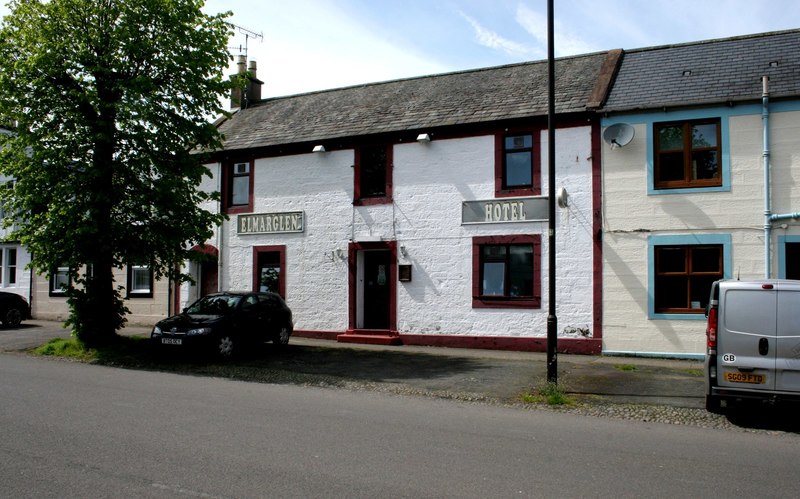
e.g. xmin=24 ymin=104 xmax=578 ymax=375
xmin=226 ymin=22 xmax=263 ymax=61
xmin=602 ymin=123 xmax=635 ymax=149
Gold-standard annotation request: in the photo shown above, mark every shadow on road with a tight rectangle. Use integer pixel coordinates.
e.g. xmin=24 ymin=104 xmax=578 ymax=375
xmin=723 ymin=403 xmax=800 ymax=434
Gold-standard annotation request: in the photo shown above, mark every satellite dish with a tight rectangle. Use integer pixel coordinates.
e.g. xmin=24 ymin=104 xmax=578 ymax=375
xmin=602 ymin=123 xmax=635 ymax=149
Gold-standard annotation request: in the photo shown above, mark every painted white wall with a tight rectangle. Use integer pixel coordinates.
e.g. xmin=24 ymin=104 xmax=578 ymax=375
xmin=602 ymin=107 xmax=800 ymax=356
xmin=211 ymin=126 xmax=596 ymax=340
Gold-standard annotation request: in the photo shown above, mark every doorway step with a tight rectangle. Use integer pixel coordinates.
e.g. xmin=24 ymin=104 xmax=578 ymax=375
xmin=337 ymin=331 xmax=402 ymax=346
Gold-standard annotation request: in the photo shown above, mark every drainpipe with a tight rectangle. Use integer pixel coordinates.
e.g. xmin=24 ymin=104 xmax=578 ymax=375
xmin=217 ymin=163 xmax=223 ymax=293
xmin=763 ymin=76 xmax=772 ymax=278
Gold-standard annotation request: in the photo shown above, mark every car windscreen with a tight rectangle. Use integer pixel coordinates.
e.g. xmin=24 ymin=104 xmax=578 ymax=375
xmin=186 ymin=294 xmax=242 ymax=315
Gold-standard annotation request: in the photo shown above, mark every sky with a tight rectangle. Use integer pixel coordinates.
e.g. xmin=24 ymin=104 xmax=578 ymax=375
xmin=2 ymin=0 xmax=800 ymax=98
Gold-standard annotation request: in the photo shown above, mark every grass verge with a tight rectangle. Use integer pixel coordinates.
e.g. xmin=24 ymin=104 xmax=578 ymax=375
xmin=520 ymin=381 xmax=574 ymax=406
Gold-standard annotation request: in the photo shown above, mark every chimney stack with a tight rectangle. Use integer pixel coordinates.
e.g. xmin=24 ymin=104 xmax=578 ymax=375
xmin=229 ymin=56 xmax=263 ymax=110
xmin=247 ymin=60 xmax=262 ymax=102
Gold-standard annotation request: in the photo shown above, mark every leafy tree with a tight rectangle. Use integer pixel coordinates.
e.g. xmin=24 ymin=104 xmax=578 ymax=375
xmin=0 ymin=0 xmax=232 ymax=346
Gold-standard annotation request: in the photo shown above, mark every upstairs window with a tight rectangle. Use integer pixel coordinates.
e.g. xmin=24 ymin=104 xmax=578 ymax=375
xmin=495 ymin=132 xmax=540 ymax=197
xmin=355 ymin=144 xmax=392 ymax=205
xmin=654 ymin=119 xmax=721 ymax=189
xmin=223 ymin=161 xmax=253 ymax=214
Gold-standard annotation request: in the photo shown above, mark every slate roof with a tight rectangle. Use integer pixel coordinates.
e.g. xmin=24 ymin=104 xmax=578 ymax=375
xmin=603 ymin=29 xmax=800 ymax=112
xmin=216 ymin=51 xmax=611 ymax=152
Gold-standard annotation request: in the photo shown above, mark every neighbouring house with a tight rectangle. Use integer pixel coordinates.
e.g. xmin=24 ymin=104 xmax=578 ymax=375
xmin=600 ymin=29 xmax=800 ymax=358
xmin=0 ymin=127 xmax=32 ymax=308
xmin=187 ymin=53 xmax=619 ymax=352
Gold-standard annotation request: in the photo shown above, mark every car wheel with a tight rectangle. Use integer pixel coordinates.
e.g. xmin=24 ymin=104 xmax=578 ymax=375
xmin=3 ymin=307 xmax=22 ymax=327
xmin=217 ymin=335 xmax=235 ymax=358
xmin=274 ymin=326 xmax=291 ymax=347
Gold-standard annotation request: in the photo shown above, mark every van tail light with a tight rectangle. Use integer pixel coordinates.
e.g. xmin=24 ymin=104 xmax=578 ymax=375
xmin=706 ymin=307 xmax=718 ymax=348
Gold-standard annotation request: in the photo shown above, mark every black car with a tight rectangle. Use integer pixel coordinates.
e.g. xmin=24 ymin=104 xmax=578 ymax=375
xmin=151 ymin=291 xmax=293 ymax=358
xmin=0 ymin=291 xmax=29 ymax=327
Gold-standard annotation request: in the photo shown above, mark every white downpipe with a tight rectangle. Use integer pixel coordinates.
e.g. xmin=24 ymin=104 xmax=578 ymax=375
xmin=763 ymin=76 xmax=772 ymax=278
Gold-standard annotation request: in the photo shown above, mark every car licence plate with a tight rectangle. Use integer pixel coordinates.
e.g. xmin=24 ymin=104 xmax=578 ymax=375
xmin=724 ymin=372 xmax=765 ymax=384
xmin=161 ymin=338 xmax=182 ymax=346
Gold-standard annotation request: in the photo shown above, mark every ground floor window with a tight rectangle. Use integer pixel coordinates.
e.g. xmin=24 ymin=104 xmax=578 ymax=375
xmin=649 ymin=234 xmax=731 ymax=319
xmin=472 ymin=235 xmax=541 ymax=308
xmin=781 ymin=240 xmax=800 ymax=279
xmin=253 ymin=246 xmax=286 ymax=297
xmin=127 ymin=265 xmax=153 ymax=298
xmin=0 ymin=246 xmax=17 ymax=287
xmin=50 ymin=266 xmax=70 ymax=296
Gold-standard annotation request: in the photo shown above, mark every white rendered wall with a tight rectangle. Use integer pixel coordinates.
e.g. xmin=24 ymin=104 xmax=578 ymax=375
xmin=210 ymin=126 xmax=596 ymax=340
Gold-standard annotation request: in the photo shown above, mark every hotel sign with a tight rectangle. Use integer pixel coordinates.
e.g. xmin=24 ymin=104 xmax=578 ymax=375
xmin=237 ymin=211 xmax=305 ymax=235
xmin=462 ymin=197 xmax=548 ymax=225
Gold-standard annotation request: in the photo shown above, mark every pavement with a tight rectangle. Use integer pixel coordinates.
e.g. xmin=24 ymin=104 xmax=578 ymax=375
xmin=0 ymin=319 xmax=706 ymax=409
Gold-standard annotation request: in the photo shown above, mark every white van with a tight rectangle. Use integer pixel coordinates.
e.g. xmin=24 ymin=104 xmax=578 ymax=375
xmin=704 ymin=279 xmax=800 ymax=412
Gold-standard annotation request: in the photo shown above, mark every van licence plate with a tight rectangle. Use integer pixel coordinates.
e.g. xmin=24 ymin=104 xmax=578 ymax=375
xmin=724 ymin=372 xmax=765 ymax=384
xmin=161 ymin=338 xmax=182 ymax=345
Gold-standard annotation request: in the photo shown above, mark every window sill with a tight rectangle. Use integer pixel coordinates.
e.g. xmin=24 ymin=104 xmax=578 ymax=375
xmin=354 ymin=196 xmax=392 ymax=206
xmin=650 ymin=312 xmax=705 ymax=321
xmin=473 ymin=297 xmax=541 ymax=309
xmin=495 ymin=187 xmax=538 ymax=198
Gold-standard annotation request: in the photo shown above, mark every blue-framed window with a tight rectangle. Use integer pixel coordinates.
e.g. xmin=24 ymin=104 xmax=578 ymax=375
xmin=648 ymin=234 xmax=732 ymax=320
xmin=648 ymin=112 xmax=730 ymax=195
xmin=654 ymin=119 xmax=721 ymax=190
xmin=778 ymin=235 xmax=800 ymax=279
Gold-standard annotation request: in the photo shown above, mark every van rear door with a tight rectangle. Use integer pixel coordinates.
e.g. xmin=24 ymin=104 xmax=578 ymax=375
xmin=775 ymin=284 xmax=800 ymax=392
xmin=717 ymin=283 xmax=776 ymax=391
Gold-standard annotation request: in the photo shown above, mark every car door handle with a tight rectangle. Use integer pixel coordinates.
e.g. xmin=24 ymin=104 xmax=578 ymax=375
xmin=759 ymin=337 xmax=769 ymax=356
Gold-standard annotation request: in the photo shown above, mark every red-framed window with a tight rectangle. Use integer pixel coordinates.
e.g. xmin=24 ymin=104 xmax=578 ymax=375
xmin=354 ymin=144 xmax=392 ymax=205
xmin=222 ymin=160 xmax=254 ymax=214
xmin=472 ymin=235 xmax=541 ymax=308
xmin=495 ymin=131 xmax=541 ymax=198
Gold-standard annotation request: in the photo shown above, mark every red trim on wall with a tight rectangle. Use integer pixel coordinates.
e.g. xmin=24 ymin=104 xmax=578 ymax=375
xmin=292 ymin=330 xmax=601 ymax=354
xmin=471 ymin=234 xmax=542 ymax=309
xmin=494 ymin=128 xmax=543 ymax=198
xmin=172 ymin=271 xmax=181 ymax=315
xmin=591 ymin=121 xmax=603 ymax=341
xmin=347 ymin=240 xmax=397 ymax=333
xmin=252 ymin=245 xmax=286 ymax=298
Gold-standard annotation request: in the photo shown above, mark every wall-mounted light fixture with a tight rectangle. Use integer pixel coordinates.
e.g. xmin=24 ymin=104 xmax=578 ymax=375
xmin=400 ymin=245 xmax=408 ymax=257
xmin=416 ymin=133 xmax=431 ymax=143
xmin=312 ymin=144 xmax=326 ymax=153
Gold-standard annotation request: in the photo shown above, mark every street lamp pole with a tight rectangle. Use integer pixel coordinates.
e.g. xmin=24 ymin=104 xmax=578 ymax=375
xmin=546 ymin=0 xmax=558 ymax=384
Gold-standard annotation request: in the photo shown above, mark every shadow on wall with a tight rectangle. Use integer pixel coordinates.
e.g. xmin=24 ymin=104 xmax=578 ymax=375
xmin=603 ymin=236 xmax=685 ymax=350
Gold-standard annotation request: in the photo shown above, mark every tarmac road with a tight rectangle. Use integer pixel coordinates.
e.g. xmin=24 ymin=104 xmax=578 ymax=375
xmin=6 ymin=319 xmax=799 ymax=434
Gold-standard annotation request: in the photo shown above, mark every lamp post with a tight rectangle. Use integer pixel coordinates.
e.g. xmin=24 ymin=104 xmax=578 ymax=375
xmin=546 ymin=0 xmax=558 ymax=384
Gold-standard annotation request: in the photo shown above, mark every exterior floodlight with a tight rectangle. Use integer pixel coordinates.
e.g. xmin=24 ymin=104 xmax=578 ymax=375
xmin=416 ymin=133 xmax=431 ymax=143
xmin=312 ymin=145 xmax=326 ymax=153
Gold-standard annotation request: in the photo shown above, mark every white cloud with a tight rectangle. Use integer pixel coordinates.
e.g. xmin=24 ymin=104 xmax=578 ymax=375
xmin=515 ymin=3 xmax=599 ymax=57
xmin=459 ymin=10 xmax=538 ymax=58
